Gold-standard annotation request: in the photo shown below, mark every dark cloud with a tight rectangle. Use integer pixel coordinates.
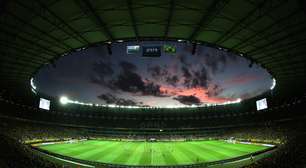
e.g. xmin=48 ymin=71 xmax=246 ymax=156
xmin=114 ymin=70 xmax=145 ymax=93
xmin=143 ymin=82 xmax=165 ymax=97
xmin=90 ymin=75 xmax=103 ymax=85
xmin=148 ymin=65 xmax=161 ymax=78
xmin=174 ymin=95 xmax=201 ymax=105
xmin=207 ymin=84 xmax=224 ymax=97
xmin=114 ymin=64 xmax=167 ymax=97
xmin=181 ymin=66 xmax=210 ymax=88
xmin=181 ymin=66 xmax=192 ymax=87
xmin=166 ymin=75 xmax=179 ymax=86
xmin=93 ymin=61 xmax=113 ymax=75
xmin=178 ymin=54 xmax=190 ymax=67
xmin=114 ymin=73 xmax=166 ymax=97
xmin=90 ymin=60 xmax=113 ymax=85
xmin=147 ymin=65 xmax=169 ymax=79
xmin=193 ymin=66 xmax=209 ymax=88
xmin=205 ymin=53 xmax=220 ymax=74
xmin=182 ymin=66 xmax=192 ymax=79
xmin=204 ymin=51 xmax=237 ymax=74
xmin=120 ymin=61 xmax=137 ymax=72
xmin=97 ymin=94 xmax=138 ymax=106
xmin=92 ymin=60 xmax=170 ymax=97
xmin=109 ymin=61 xmax=145 ymax=93
xmin=191 ymin=78 xmax=199 ymax=87
xmin=91 ymin=61 xmax=144 ymax=92
xmin=179 ymin=55 xmax=187 ymax=65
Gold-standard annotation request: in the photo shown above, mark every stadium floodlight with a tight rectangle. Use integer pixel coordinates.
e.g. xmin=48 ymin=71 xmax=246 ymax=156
xmin=31 ymin=88 xmax=37 ymax=94
xmin=61 ymin=52 xmax=68 ymax=57
xmin=270 ymin=78 xmax=276 ymax=90
xmin=58 ymin=96 xmax=243 ymax=109
xmin=60 ymin=96 xmax=69 ymax=105
xmin=219 ymin=98 xmax=241 ymax=105
xmin=30 ymin=78 xmax=37 ymax=90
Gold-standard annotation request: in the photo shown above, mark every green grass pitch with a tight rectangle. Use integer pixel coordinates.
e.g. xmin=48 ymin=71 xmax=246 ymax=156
xmin=37 ymin=140 xmax=269 ymax=166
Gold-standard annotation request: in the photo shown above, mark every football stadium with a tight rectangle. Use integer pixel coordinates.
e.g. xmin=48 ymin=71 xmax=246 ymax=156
xmin=1 ymin=0 xmax=306 ymax=168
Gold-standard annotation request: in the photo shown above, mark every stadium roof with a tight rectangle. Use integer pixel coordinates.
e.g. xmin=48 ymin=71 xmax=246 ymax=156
xmin=0 ymin=0 xmax=306 ymax=98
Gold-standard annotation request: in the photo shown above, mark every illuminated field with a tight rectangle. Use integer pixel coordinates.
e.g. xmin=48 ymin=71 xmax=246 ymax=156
xmin=36 ymin=140 xmax=272 ymax=166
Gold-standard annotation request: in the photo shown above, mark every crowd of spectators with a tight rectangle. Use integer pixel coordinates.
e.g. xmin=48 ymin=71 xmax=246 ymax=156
xmin=1 ymin=94 xmax=306 ymax=130
xmin=0 ymin=133 xmax=63 ymax=168
xmin=2 ymin=114 xmax=304 ymax=168
xmin=242 ymin=123 xmax=306 ymax=168
xmin=1 ymin=94 xmax=306 ymax=167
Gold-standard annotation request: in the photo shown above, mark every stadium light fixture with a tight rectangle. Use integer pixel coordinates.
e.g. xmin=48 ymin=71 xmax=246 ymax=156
xmin=30 ymin=78 xmax=38 ymax=94
xmin=219 ymin=98 xmax=242 ymax=105
xmin=61 ymin=52 xmax=68 ymax=57
xmin=58 ymin=96 xmax=242 ymax=108
xmin=31 ymin=88 xmax=37 ymax=94
xmin=60 ymin=96 xmax=69 ymax=105
xmin=270 ymin=78 xmax=276 ymax=90
xmin=30 ymin=78 xmax=37 ymax=90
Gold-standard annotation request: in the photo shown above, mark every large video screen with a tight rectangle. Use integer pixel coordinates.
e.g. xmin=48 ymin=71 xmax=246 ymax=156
xmin=256 ymin=98 xmax=267 ymax=111
xmin=126 ymin=45 xmax=140 ymax=54
xmin=39 ymin=98 xmax=50 ymax=110
xmin=142 ymin=46 xmax=161 ymax=57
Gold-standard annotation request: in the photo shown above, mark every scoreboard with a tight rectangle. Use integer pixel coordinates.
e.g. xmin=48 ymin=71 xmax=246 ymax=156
xmin=142 ymin=46 xmax=161 ymax=57
xmin=39 ymin=98 xmax=50 ymax=110
xmin=256 ymin=98 xmax=268 ymax=111
xmin=127 ymin=44 xmax=176 ymax=57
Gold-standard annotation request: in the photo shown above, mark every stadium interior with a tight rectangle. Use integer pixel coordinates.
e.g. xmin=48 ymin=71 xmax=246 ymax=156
xmin=1 ymin=0 xmax=306 ymax=167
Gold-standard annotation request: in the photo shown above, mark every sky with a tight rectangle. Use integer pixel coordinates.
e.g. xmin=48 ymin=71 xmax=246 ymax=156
xmin=34 ymin=41 xmax=273 ymax=108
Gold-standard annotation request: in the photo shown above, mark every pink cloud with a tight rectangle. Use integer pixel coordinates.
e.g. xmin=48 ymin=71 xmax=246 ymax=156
xmin=160 ymin=86 xmax=235 ymax=104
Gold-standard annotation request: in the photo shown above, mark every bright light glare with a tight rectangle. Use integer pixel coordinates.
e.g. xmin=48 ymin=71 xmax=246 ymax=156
xmin=39 ymin=98 xmax=50 ymax=110
xmin=60 ymin=96 xmax=69 ymax=105
xmin=30 ymin=78 xmax=37 ymax=90
xmin=58 ymin=97 xmax=242 ymax=108
xmin=270 ymin=78 xmax=276 ymax=90
xmin=256 ymin=98 xmax=268 ymax=111
xmin=220 ymin=98 xmax=241 ymax=105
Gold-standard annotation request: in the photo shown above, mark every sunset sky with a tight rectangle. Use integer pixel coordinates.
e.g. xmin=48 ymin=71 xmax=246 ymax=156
xmin=35 ymin=41 xmax=273 ymax=107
